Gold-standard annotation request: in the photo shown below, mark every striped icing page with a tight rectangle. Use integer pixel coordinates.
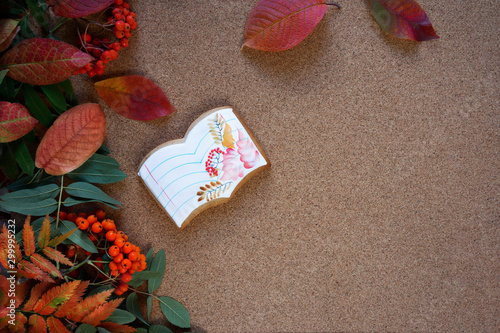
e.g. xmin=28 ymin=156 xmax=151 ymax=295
xmin=138 ymin=106 xmax=270 ymax=228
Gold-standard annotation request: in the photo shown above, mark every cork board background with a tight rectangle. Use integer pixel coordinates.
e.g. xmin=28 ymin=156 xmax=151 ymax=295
xmin=71 ymin=0 xmax=499 ymax=331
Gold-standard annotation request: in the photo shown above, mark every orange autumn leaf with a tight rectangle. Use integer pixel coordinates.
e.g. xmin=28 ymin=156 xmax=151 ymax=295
xmin=24 ymin=282 xmax=54 ymax=311
xmin=30 ymin=253 xmax=62 ymax=279
xmin=35 ymin=103 xmax=106 ymax=175
xmin=42 ymin=248 xmax=73 ymax=266
xmin=18 ymin=260 xmax=55 ymax=283
xmin=53 ymin=280 xmax=88 ymax=318
xmin=33 ymin=280 xmax=79 ymax=315
xmin=95 ymin=75 xmax=175 ymax=121
xmin=81 ymin=298 xmax=123 ymax=326
xmin=67 ymin=288 xmax=113 ymax=322
xmin=23 ymin=215 xmax=35 ymax=256
xmin=38 ymin=215 xmax=51 ymax=249
xmin=46 ymin=316 xmax=71 ymax=333
xmin=28 ymin=314 xmax=47 ymax=333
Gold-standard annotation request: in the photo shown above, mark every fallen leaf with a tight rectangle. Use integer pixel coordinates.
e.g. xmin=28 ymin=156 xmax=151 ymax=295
xmin=243 ymin=0 xmax=330 ymax=51
xmin=0 ymin=101 xmax=38 ymax=143
xmin=0 ymin=19 xmax=20 ymax=52
xmin=220 ymin=148 xmax=244 ymax=181
xmin=368 ymin=0 xmax=439 ymax=41
xmin=236 ymin=129 xmax=260 ymax=169
xmin=35 ymin=103 xmax=106 ymax=175
xmin=46 ymin=0 xmax=114 ymax=18
xmin=94 ymin=75 xmax=175 ymax=121
xmin=0 ymin=38 xmax=93 ymax=85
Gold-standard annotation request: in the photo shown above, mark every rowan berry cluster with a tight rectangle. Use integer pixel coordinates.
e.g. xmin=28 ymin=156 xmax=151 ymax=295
xmin=205 ymin=148 xmax=223 ymax=176
xmin=75 ymin=0 xmax=137 ymax=77
xmin=60 ymin=209 xmax=147 ymax=295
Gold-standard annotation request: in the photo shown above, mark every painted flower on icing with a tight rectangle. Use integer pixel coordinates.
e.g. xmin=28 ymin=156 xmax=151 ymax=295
xmin=220 ymin=148 xmax=244 ymax=181
xmin=236 ymin=129 xmax=260 ymax=169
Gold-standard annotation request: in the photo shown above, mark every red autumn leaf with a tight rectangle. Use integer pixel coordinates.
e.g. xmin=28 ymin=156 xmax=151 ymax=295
xmin=42 ymin=248 xmax=73 ymax=266
xmin=0 ymin=38 xmax=93 ymax=85
xmin=54 ymin=280 xmax=88 ymax=318
xmin=33 ymin=280 xmax=79 ymax=315
xmin=18 ymin=260 xmax=55 ymax=283
xmin=81 ymin=298 xmax=123 ymax=326
xmin=35 ymin=103 xmax=106 ymax=175
xmin=368 ymin=0 xmax=439 ymax=41
xmin=243 ymin=0 xmax=332 ymax=51
xmin=0 ymin=102 xmax=38 ymax=143
xmin=94 ymin=75 xmax=175 ymax=121
xmin=9 ymin=312 xmax=27 ymax=333
xmin=0 ymin=19 xmax=20 ymax=52
xmin=15 ymin=281 xmax=30 ymax=308
xmin=46 ymin=317 xmax=71 ymax=333
xmin=24 ymin=282 xmax=54 ymax=311
xmin=30 ymin=253 xmax=63 ymax=279
xmin=28 ymin=314 xmax=47 ymax=333
xmin=46 ymin=0 xmax=114 ymax=18
xmin=0 ymin=275 xmax=8 ymax=307
xmin=67 ymin=289 xmax=113 ymax=322
xmin=23 ymin=215 xmax=36 ymax=256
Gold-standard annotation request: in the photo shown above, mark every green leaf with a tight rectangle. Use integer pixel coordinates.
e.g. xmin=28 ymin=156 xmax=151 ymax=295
xmin=149 ymin=325 xmax=173 ymax=333
xmin=125 ymin=292 xmax=147 ymax=325
xmin=0 ymin=183 xmax=59 ymax=203
xmin=67 ymin=154 xmax=127 ymax=184
xmin=147 ymin=295 xmax=152 ymax=322
xmin=22 ymin=84 xmax=55 ymax=127
xmin=135 ymin=329 xmax=148 ymax=333
xmin=145 ymin=248 xmax=154 ymax=271
xmin=40 ymin=84 xmax=67 ymax=113
xmin=106 ymin=308 xmax=136 ymax=325
xmin=26 ymin=0 xmax=49 ymax=31
xmin=0 ymin=197 xmax=57 ymax=215
xmin=158 ymin=296 xmax=190 ymax=328
xmin=97 ymin=328 xmax=111 ymax=333
xmin=65 ymin=182 xmax=121 ymax=206
xmin=57 ymin=79 xmax=74 ymax=95
xmin=8 ymin=139 xmax=34 ymax=176
xmin=148 ymin=249 xmax=166 ymax=294
xmin=75 ymin=323 xmax=97 ymax=333
xmin=0 ymin=69 xmax=8 ymax=85
xmin=97 ymin=144 xmax=110 ymax=155
xmin=7 ymin=173 xmax=57 ymax=191
xmin=127 ymin=271 xmax=163 ymax=288
xmin=62 ymin=196 xmax=119 ymax=210
xmin=60 ymin=219 xmax=98 ymax=253
xmin=0 ymin=143 xmax=19 ymax=179
xmin=0 ymin=76 xmax=16 ymax=102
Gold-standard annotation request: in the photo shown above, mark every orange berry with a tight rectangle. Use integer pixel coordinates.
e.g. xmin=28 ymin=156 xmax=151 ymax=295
xmin=120 ymin=38 xmax=129 ymax=48
xmin=95 ymin=209 xmax=106 ymax=220
xmin=78 ymin=212 xmax=87 ymax=218
xmin=59 ymin=211 xmax=67 ymax=220
xmin=126 ymin=15 xmax=134 ymax=24
xmin=87 ymin=215 xmax=98 ymax=224
xmin=110 ymin=269 xmax=119 ymax=277
xmin=106 ymin=230 xmax=117 ymax=242
xmin=84 ymin=250 xmax=90 ymax=256
xmin=122 ymin=242 xmax=133 ymax=254
xmin=109 ymin=261 xmax=118 ymax=271
xmin=92 ymin=222 xmax=103 ymax=233
xmin=123 ymin=30 xmax=131 ymax=38
xmin=120 ymin=259 xmax=131 ymax=270
xmin=121 ymin=272 xmax=132 ymax=283
xmin=123 ymin=23 xmax=130 ymax=31
xmin=139 ymin=260 xmax=147 ymax=271
xmin=114 ymin=288 xmax=123 ymax=295
xmin=103 ymin=220 xmax=116 ymax=231
xmin=89 ymin=234 xmax=97 ymax=242
xmin=114 ymin=238 xmax=125 ymax=248
xmin=115 ymin=20 xmax=125 ymax=30
xmin=81 ymin=33 xmax=91 ymax=43
xmin=118 ymin=266 xmax=128 ymax=274
xmin=109 ymin=245 xmax=120 ymax=257
xmin=113 ymin=253 xmax=124 ymax=263
xmin=67 ymin=247 xmax=76 ymax=258
xmin=76 ymin=218 xmax=89 ymax=230
xmin=132 ymin=261 xmax=141 ymax=271
xmin=128 ymin=251 xmax=138 ymax=261
xmin=109 ymin=49 xmax=118 ymax=60
xmin=67 ymin=213 xmax=77 ymax=222
xmin=127 ymin=269 xmax=136 ymax=274
xmin=118 ymin=282 xmax=128 ymax=292
xmin=111 ymin=42 xmax=121 ymax=51
xmin=140 ymin=254 xmax=146 ymax=262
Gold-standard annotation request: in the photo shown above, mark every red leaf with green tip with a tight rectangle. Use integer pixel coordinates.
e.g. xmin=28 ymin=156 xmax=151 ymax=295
xmin=368 ymin=0 xmax=439 ymax=41
xmin=0 ymin=19 xmax=20 ymax=52
xmin=35 ymin=103 xmax=106 ymax=175
xmin=46 ymin=0 xmax=114 ymax=18
xmin=33 ymin=280 xmax=79 ymax=315
xmin=0 ymin=102 xmax=38 ymax=143
xmin=0 ymin=38 xmax=93 ymax=85
xmin=94 ymin=75 xmax=175 ymax=121
xmin=243 ymin=0 xmax=330 ymax=51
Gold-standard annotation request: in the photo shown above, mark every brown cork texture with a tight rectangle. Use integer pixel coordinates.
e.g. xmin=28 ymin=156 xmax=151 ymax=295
xmin=71 ymin=0 xmax=499 ymax=331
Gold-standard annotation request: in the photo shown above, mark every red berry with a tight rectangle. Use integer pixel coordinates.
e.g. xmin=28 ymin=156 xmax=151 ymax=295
xmin=92 ymin=49 xmax=102 ymax=58
xmin=123 ymin=2 xmax=129 ymax=9
xmin=115 ymin=20 xmax=125 ymax=30
xmin=111 ymin=42 xmax=121 ymax=51
xmin=126 ymin=15 xmax=135 ymax=24
xmin=101 ymin=50 xmax=112 ymax=62
xmin=81 ymin=33 xmax=91 ymax=43
xmin=112 ymin=8 xmax=122 ymax=15
xmin=114 ymin=29 xmax=125 ymax=39
xmin=87 ymin=70 xmax=96 ymax=77
xmin=95 ymin=67 xmax=105 ymax=75
xmin=120 ymin=38 xmax=129 ymax=48
xmin=115 ymin=0 xmax=123 ymax=4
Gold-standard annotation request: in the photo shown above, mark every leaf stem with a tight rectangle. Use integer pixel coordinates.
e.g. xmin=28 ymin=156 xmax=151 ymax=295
xmin=55 ymin=175 xmax=64 ymax=229
xmin=51 ymin=17 xmax=71 ymax=34
xmin=326 ymin=2 xmax=341 ymax=8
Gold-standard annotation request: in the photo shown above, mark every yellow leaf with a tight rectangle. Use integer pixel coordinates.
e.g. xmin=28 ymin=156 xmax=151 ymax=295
xmin=222 ymin=123 xmax=235 ymax=149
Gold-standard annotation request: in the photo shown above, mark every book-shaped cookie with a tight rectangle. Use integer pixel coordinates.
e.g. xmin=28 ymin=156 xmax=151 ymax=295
xmin=138 ymin=106 xmax=270 ymax=228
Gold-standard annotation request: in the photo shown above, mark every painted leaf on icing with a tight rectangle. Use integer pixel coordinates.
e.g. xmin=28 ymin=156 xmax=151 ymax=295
xmin=243 ymin=0 xmax=328 ymax=51
xmin=220 ymin=148 xmax=244 ymax=181
xmin=369 ymin=0 xmax=439 ymax=41
xmin=0 ymin=38 xmax=93 ymax=85
xmin=46 ymin=0 xmax=114 ymax=18
xmin=0 ymin=102 xmax=38 ymax=143
xmin=94 ymin=75 xmax=175 ymax=121
xmin=236 ymin=129 xmax=260 ymax=169
xmin=222 ymin=122 xmax=235 ymax=149
xmin=35 ymin=103 xmax=106 ymax=175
